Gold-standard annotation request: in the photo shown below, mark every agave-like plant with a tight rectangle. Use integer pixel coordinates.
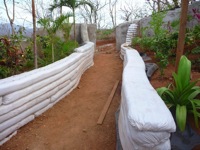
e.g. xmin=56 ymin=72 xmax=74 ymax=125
xmin=157 ymin=55 xmax=200 ymax=132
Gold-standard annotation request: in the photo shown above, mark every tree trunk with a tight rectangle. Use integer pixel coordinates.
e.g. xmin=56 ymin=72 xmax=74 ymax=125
xmin=60 ymin=6 xmax=62 ymax=15
xmin=94 ymin=10 xmax=97 ymax=24
xmin=32 ymin=0 xmax=38 ymax=68
xmin=157 ymin=0 xmax=161 ymax=12
xmin=52 ymin=42 xmax=54 ymax=62
xmin=73 ymin=8 xmax=76 ymax=41
xmin=175 ymin=0 xmax=189 ymax=72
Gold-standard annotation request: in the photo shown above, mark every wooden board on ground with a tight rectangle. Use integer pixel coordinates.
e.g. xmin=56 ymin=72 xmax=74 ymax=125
xmin=97 ymin=80 xmax=119 ymax=125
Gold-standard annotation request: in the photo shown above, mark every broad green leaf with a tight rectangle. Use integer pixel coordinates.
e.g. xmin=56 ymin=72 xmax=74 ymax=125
xmin=176 ymin=104 xmax=187 ymax=132
xmin=157 ymin=87 xmax=168 ymax=96
xmin=172 ymin=72 xmax=181 ymax=94
xmin=157 ymin=87 xmax=175 ymax=105
xmin=191 ymin=99 xmax=200 ymax=106
xmin=164 ymin=90 xmax=176 ymax=104
xmin=182 ymin=81 xmax=198 ymax=94
xmin=177 ymin=56 xmax=191 ymax=88
xmin=188 ymin=90 xmax=200 ymax=100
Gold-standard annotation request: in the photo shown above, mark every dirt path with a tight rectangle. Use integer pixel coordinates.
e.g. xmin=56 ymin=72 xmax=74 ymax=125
xmin=0 ymin=40 xmax=123 ymax=150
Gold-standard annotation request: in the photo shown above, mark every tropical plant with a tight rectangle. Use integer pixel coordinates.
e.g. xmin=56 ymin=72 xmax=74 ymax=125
xmin=49 ymin=0 xmax=94 ymax=40
xmin=157 ymin=55 xmax=200 ymax=132
xmin=37 ymin=14 xmax=72 ymax=62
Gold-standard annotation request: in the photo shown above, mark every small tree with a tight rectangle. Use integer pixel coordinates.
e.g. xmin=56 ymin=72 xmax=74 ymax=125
xmin=37 ymin=14 xmax=72 ymax=62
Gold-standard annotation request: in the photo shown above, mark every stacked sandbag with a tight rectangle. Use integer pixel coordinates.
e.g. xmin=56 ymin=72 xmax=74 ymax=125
xmin=125 ymin=23 xmax=137 ymax=45
xmin=118 ymin=48 xmax=176 ymax=150
xmin=0 ymin=42 xmax=94 ymax=145
xmin=120 ymin=23 xmax=138 ymax=59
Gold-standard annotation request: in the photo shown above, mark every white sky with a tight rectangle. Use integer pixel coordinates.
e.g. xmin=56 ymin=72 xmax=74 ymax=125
xmin=0 ymin=0 xmax=146 ymax=28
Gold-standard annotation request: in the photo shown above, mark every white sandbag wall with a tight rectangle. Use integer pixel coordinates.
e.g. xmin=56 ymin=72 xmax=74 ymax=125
xmin=119 ymin=45 xmax=176 ymax=149
xmin=0 ymin=41 xmax=94 ymax=145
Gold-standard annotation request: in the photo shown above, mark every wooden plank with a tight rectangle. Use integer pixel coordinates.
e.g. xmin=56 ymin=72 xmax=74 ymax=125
xmin=97 ymin=80 xmax=119 ymax=125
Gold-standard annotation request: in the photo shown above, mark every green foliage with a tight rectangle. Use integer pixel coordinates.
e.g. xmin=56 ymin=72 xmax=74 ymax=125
xmin=185 ymin=31 xmax=195 ymax=46
xmin=150 ymin=11 xmax=167 ymax=35
xmin=157 ymin=56 xmax=200 ymax=132
xmin=151 ymin=33 xmax=177 ymax=77
xmin=191 ymin=46 xmax=200 ymax=54
xmin=0 ymin=66 xmax=11 ymax=79
xmin=61 ymin=40 xmax=78 ymax=56
xmin=192 ymin=24 xmax=200 ymax=40
xmin=36 ymin=35 xmax=78 ymax=67
xmin=149 ymin=12 xmax=174 ymax=77
xmin=97 ymin=29 xmax=114 ymax=40
xmin=170 ymin=19 xmax=180 ymax=31
xmin=22 ymin=47 xmax=34 ymax=70
xmin=0 ymin=37 xmax=23 ymax=76
xmin=132 ymin=36 xmax=152 ymax=51
xmin=38 ymin=14 xmax=72 ymax=62
xmin=61 ymin=23 xmax=72 ymax=42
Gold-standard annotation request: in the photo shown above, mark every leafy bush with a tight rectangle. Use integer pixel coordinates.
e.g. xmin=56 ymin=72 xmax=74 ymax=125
xmin=170 ymin=19 xmax=180 ymax=31
xmin=97 ymin=29 xmax=114 ymax=40
xmin=192 ymin=24 xmax=200 ymax=40
xmin=150 ymin=11 xmax=167 ymax=36
xmin=157 ymin=56 xmax=200 ymax=132
xmin=0 ymin=66 xmax=11 ymax=79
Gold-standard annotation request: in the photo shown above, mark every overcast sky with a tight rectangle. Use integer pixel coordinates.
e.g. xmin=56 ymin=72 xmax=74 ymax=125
xmin=0 ymin=0 xmax=146 ymax=28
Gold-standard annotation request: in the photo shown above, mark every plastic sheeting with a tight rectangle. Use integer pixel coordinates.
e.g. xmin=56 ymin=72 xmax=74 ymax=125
xmin=119 ymin=47 xmax=176 ymax=150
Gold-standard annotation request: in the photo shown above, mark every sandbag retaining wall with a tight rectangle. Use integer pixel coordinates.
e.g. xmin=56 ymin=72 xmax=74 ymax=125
xmin=119 ymin=44 xmax=176 ymax=149
xmin=0 ymin=41 xmax=95 ymax=145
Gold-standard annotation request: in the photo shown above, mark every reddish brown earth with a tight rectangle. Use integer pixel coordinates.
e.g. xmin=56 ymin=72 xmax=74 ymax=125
xmin=1 ymin=40 xmax=200 ymax=150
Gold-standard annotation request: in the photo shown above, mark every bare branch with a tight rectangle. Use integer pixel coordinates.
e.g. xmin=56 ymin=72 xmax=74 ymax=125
xmin=3 ymin=0 xmax=15 ymax=34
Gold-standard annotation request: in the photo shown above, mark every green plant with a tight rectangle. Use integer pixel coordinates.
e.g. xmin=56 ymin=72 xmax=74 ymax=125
xmin=150 ymin=11 xmax=167 ymax=36
xmin=132 ymin=27 xmax=153 ymax=51
xmin=0 ymin=37 xmax=23 ymax=73
xmin=157 ymin=55 xmax=200 ymax=132
xmin=151 ymin=33 xmax=176 ymax=77
xmin=170 ymin=19 xmax=180 ymax=31
xmin=38 ymin=14 xmax=72 ymax=62
xmin=97 ymin=29 xmax=114 ymax=40
xmin=191 ymin=46 xmax=200 ymax=55
xmin=192 ymin=24 xmax=200 ymax=40
xmin=60 ymin=40 xmax=78 ymax=57
xmin=154 ymin=49 xmax=169 ymax=77
xmin=0 ymin=66 xmax=11 ymax=79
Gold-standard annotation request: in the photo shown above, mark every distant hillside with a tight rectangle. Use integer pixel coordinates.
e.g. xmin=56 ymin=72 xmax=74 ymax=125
xmin=0 ymin=23 xmax=33 ymax=37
